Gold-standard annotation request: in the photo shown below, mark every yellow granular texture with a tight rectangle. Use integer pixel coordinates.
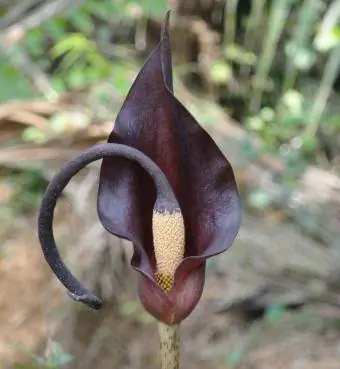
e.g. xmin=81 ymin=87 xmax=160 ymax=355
xmin=152 ymin=210 xmax=185 ymax=291
xmin=155 ymin=272 xmax=173 ymax=292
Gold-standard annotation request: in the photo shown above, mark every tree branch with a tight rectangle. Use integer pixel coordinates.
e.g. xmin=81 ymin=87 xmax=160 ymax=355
xmin=0 ymin=0 xmax=86 ymax=47
xmin=0 ymin=0 xmax=43 ymax=29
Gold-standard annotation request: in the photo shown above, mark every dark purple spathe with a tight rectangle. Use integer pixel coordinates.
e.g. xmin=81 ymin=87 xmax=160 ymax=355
xmin=37 ymin=12 xmax=241 ymax=326
xmin=97 ymin=12 xmax=241 ymax=324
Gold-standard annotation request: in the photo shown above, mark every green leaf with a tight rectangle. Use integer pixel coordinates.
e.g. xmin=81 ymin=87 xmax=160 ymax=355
xmin=285 ymin=42 xmax=317 ymax=70
xmin=260 ymin=107 xmax=275 ymax=122
xmin=22 ymin=127 xmax=47 ymax=143
xmin=241 ymin=138 xmax=259 ymax=159
xmin=138 ymin=312 xmax=154 ymax=324
xmin=247 ymin=190 xmax=271 ymax=210
xmin=224 ymin=44 xmax=257 ymax=65
xmin=281 ymin=89 xmax=304 ymax=115
xmin=111 ymin=65 xmax=132 ymax=95
xmin=7 ymin=342 xmax=43 ymax=364
xmin=301 ymin=134 xmax=318 ymax=154
xmin=85 ymin=4 xmax=112 ymax=21
xmin=66 ymin=68 xmax=89 ymax=88
xmin=45 ymin=341 xmax=73 ymax=367
xmin=42 ymin=18 xmax=67 ymax=40
xmin=25 ymin=29 xmax=45 ymax=56
xmin=265 ymin=304 xmax=286 ymax=324
xmin=210 ymin=60 xmax=232 ymax=84
xmin=50 ymin=113 xmax=68 ymax=133
xmin=315 ymin=26 xmax=340 ymax=52
xmin=51 ymin=33 xmax=92 ymax=59
xmin=119 ymin=300 xmax=140 ymax=317
xmin=51 ymin=77 xmax=67 ymax=93
xmin=245 ymin=116 xmax=265 ymax=131
xmin=69 ymin=10 xmax=94 ymax=35
xmin=226 ymin=348 xmax=243 ymax=367
xmin=281 ymin=115 xmax=304 ymax=127
xmin=326 ymin=114 xmax=340 ymax=128
xmin=0 ymin=58 xmax=35 ymax=101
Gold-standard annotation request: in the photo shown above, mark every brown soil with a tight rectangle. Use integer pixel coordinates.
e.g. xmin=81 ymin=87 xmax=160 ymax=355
xmin=1 ymin=196 xmax=340 ymax=369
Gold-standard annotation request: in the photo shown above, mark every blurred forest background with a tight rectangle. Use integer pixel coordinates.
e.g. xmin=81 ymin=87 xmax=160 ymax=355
xmin=0 ymin=0 xmax=340 ymax=368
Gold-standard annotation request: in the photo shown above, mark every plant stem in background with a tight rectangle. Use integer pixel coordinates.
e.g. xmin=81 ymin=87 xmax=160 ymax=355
xmin=315 ymin=0 xmax=340 ymax=52
xmin=308 ymin=0 xmax=340 ymax=135
xmin=0 ymin=0 xmax=86 ymax=47
xmin=158 ymin=323 xmax=180 ymax=369
xmin=240 ymin=0 xmax=266 ymax=79
xmin=282 ymin=0 xmax=322 ymax=92
xmin=306 ymin=45 xmax=340 ymax=136
xmin=224 ymin=0 xmax=239 ymax=48
xmin=250 ymin=0 xmax=293 ymax=113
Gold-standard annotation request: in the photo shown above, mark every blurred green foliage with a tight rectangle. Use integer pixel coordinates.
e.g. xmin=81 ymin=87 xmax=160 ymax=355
xmin=0 ymin=2 xmax=339 ymax=366
xmin=0 ymin=0 xmax=339 ymax=194
xmin=0 ymin=0 xmax=168 ymax=211
xmin=214 ymin=0 xmax=340 ymax=171
xmin=0 ymin=55 xmax=36 ymax=100
xmin=0 ymin=0 xmax=168 ymax=100
xmin=1 ymin=168 xmax=47 ymax=217
xmin=12 ymin=340 xmax=73 ymax=369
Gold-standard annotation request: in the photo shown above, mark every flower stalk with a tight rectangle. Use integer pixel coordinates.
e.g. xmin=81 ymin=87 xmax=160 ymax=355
xmin=158 ymin=323 xmax=180 ymax=369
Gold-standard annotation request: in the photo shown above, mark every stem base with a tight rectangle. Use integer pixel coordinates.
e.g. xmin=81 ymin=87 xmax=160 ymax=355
xmin=158 ymin=323 xmax=180 ymax=369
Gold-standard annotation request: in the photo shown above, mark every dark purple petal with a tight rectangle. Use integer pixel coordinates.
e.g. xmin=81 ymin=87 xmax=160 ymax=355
xmin=170 ymin=261 xmax=206 ymax=323
xmin=97 ymin=12 xmax=241 ymax=323
xmin=138 ymin=261 xmax=205 ymax=325
xmin=138 ymin=274 xmax=174 ymax=325
xmin=98 ymin=12 xmax=240 ymax=264
xmin=98 ymin=13 xmax=180 ymax=273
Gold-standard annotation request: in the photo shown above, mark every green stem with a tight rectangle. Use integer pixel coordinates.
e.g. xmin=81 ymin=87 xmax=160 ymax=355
xmin=282 ymin=0 xmax=321 ymax=93
xmin=250 ymin=0 xmax=292 ymax=113
xmin=224 ymin=0 xmax=239 ymax=48
xmin=240 ymin=0 xmax=266 ymax=79
xmin=305 ymin=45 xmax=340 ymax=136
xmin=158 ymin=323 xmax=180 ymax=369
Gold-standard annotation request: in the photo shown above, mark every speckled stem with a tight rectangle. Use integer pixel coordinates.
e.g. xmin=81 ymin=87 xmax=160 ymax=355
xmin=158 ymin=323 xmax=180 ymax=369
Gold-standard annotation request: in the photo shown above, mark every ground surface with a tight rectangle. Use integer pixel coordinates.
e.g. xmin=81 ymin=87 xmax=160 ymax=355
xmin=1 ymin=192 xmax=340 ymax=369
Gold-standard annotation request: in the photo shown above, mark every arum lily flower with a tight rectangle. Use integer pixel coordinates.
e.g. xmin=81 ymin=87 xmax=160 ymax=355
xmin=38 ymin=11 xmax=241 ymax=369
